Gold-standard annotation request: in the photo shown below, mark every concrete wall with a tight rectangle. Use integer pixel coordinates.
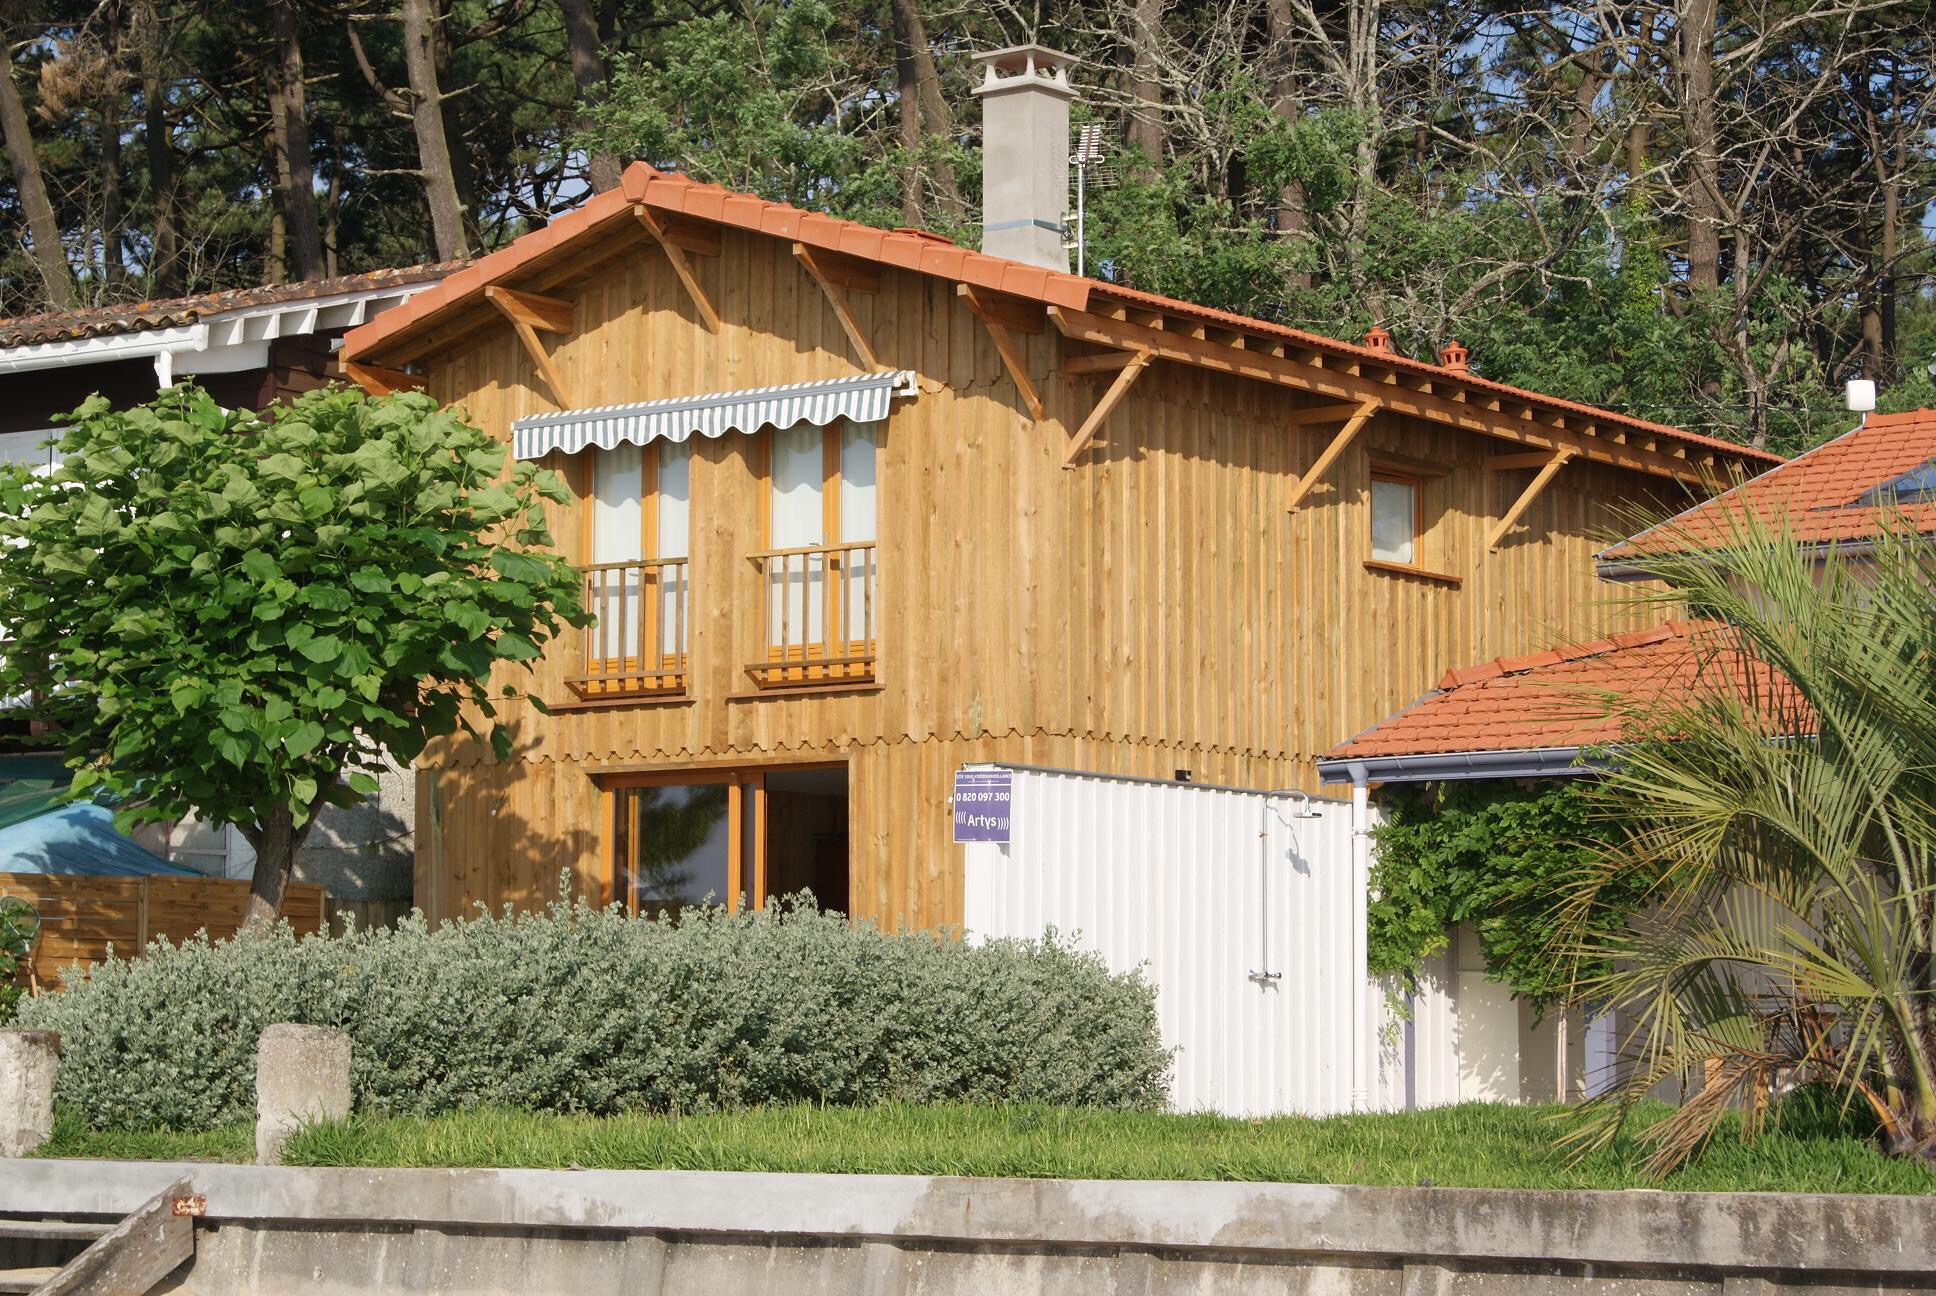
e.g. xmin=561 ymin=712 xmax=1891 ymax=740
xmin=3 ymin=1159 xmax=1928 ymax=1295
xmin=295 ymin=752 xmax=414 ymax=902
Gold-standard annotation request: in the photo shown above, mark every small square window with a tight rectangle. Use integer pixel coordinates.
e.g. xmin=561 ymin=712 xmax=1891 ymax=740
xmin=1370 ymin=473 xmax=1419 ymax=565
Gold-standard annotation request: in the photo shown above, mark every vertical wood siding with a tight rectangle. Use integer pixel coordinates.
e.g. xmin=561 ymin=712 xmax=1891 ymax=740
xmin=411 ymin=225 xmax=1667 ymax=930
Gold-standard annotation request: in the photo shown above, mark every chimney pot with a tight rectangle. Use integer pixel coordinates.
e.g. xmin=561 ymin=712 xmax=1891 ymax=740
xmin=974 ymin=45 xmax=1080 ymax=272
xmin=1437 ymin=339 xmax=1469 ymax=372
xmin=1363 ymin=326 xmax=1393 ymax=353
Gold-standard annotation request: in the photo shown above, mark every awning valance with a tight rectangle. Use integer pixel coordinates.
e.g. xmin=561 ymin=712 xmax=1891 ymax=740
xmin=511 ymin=370 xmax=916 ymax=460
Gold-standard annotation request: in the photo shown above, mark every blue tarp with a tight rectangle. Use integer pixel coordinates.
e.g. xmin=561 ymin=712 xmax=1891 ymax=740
xmin=0 ymin=798 xmax=196 ymax=877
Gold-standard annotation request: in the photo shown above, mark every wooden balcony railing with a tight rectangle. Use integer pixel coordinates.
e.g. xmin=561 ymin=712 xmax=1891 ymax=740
xmin=747 ymin=541 xmax=877 ymax=688
xmin=569 ymin=557 xmax=690 ymax=699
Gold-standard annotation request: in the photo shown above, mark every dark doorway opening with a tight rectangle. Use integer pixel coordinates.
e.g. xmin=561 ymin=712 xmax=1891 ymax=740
xmin=763 ymin=765 xmax=849 ymax=913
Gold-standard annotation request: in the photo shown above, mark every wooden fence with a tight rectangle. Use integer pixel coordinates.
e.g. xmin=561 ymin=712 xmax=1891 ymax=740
xmin=0 ymin=873 xmax=327 ymax=989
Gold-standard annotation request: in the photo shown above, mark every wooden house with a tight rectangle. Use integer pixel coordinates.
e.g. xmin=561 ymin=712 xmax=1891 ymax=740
xmin=340 ymin=48 xmax=1777 ymax=932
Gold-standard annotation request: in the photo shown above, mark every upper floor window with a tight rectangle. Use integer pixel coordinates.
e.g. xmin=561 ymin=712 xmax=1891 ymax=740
xmin=1369 ymin=471 xmax=1420 ymax=565
xmin=753 ymin=421 xmax=880 ymax=688
xmin=574 ymin=438 xmax=692 ymax=697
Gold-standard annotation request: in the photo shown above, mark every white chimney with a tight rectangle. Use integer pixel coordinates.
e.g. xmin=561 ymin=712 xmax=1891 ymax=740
xmin=973 ymin=45 xmax=1079 ymax=272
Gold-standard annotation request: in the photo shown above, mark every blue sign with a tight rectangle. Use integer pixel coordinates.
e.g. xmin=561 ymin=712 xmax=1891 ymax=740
xmin=953 ymin=768 xmax=1012 ymax=844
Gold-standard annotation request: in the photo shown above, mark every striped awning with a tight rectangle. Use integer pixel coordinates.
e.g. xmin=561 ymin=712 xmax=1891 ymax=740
xmin=511 ymin=370 xmax=917 ymax=460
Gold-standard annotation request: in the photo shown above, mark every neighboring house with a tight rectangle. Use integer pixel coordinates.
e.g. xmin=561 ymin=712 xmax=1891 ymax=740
xmin=0 ymin=264 xmax=454 ymax=905
xmin=1316 ymin=410 xmax=1935 ymax=1104
xmin=340 ymin=47 xmax=1776 ymax=931
xmin=1596 ymin=407 xmax=1936 ymax=581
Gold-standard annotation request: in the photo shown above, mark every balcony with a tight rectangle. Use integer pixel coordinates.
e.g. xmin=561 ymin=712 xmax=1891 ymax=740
xmin=746 ymin=541 xmax=878 ymax=689
xmin=568 ymin=557 xmax=690 ymax=699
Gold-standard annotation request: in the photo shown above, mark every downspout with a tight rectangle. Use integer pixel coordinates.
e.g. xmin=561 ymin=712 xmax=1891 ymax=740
xmin=1348 ymin=763 xmax=1373 ymax=1112
xmin=1246 ymin=794 xmax=1281 ymax=987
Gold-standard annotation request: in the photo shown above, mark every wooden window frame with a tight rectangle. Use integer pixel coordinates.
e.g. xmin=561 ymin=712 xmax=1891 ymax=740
xmin=1365 ymin=466 xmax=1461 ymax=586
xmin=748 ymin=421 xmax=879 ymax=690
xmin=1368 ymin=468 xmax=1424 ymax=564
xmin=604 ymin=760 xmax=846 ymax=914
xmin=571 ymin=441 xmax=692 ymax=700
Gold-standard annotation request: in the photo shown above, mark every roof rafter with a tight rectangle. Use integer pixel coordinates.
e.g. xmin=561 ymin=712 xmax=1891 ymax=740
xmin=1047 ymin=306 xmax=1717 ymax=485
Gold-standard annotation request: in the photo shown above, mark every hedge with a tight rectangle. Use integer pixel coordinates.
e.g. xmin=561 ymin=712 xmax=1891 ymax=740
xmin=18 ymin=895 xmax=1171 ymax=1131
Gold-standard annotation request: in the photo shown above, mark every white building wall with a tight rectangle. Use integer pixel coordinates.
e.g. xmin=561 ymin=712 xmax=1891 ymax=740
xmin=962 ymin=765 xmax=1368 ymax=1117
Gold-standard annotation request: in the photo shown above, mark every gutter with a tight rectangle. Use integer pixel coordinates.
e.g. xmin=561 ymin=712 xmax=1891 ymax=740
xmin=1316 ymin=746 xmax=1604 ymax=787
xmin=0 ymin=324 xmax=205 ymax=375
xmin=1597 ymin=537 xmax=1897 ymax=583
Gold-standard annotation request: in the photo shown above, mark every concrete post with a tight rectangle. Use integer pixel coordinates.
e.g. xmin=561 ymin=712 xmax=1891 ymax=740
xmin=0 ymin=1029 xmax=60 ymax=1157
xmin=255 ymin=1023 xmax=351 ymax=1166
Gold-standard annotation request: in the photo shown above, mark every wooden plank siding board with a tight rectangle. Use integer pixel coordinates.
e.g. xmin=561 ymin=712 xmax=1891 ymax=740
xmin=1 ymin=874 xmax=325 ymax=988
xmin=397 ymin=224 xmax=1680 ymax=932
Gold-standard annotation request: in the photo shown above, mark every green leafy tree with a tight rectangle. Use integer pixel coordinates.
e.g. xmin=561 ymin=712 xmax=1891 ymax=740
xmin=1367 ymin=780 xmax=1650 ymax=1012
xmin=1560 ymin=512 xmax=1936 ymax=1170
xmin=0 ymin=385 xmax=586 ymax=925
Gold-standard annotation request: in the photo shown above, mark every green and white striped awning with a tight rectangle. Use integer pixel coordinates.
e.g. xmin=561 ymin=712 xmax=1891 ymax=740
xmin=511 ymin=370 xmax=916 ymax=460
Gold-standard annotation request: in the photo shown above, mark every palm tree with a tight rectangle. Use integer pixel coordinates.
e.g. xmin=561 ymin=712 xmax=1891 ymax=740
xmin=1560 ymin=508 xmax=1936 ymax=1171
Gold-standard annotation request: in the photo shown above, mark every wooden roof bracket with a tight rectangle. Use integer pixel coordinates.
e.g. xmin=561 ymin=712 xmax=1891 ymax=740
xmin=1044 ymin=304 xmax=1718 ymax=485
xmin=1063 ymin=348 xmax=1153 ymax=467
xmin=1486 ymin=445 xmax=1578 ymax=550
xmin=485 ymin=285 xmax=575 ymax=408
xmin=959 ymin=284 xmax=1043 ymax=422
xmin=1286 ymin=398 xmax=1380 ymax=511
xmin=635 ymin=204 xmax=721 ymax=333
xmin=796 ymin=243 xmax=882 ymax=371
xmin=341 ymin=361 xmax=425 ymax=398
xmin=1063 ymin=350 xmax=1146 ymax=375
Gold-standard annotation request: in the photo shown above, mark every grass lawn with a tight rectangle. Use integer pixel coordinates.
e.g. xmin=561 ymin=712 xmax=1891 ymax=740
xmin=35 ymin=1098 xmax=1936 ymax=1194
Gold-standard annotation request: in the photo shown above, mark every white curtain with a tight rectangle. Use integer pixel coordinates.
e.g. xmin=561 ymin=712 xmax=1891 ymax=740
xmin=839 ymin=423 xmax=880 ymax=641
xmin=655 ymin=440 xmax=691 ymax=656
xmin=769 ymin=424 xmax=826 ymax=646
xmin=591 ymin=444 xmax=643 ymax=659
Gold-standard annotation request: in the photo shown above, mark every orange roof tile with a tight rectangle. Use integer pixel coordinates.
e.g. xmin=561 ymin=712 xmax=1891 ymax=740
xmin=1321 ymin=621 xmax=1806 ymax=764
xmin=342 ymin=162 xmax=1778 ymax=474
xmin=1602 ymin=408 xmax=1936 ymax=564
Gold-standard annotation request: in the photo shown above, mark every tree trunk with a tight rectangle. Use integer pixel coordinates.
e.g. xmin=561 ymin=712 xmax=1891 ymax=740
xmin=901 ymin=0 xmax=961 ymax=221
xmin=888 ymin=0 xmax=922 ymax=225
xmin=558 ymin=0 xmax=622 ymax=192
xmin=142 ymin=64 xmax=182 ymax=296
xmin=0 ymin=44 xmax=73 ymax=309
xmin=99 ymin=81 xmax=125 ymax=289
xmin=1677 ymin=0 xmax=1721 ymax=291
xmin=403 ymin=0 xmax=470 ymax=260
xmin=271 ymin=0 xmax=325 ymax=281
xmin=1264 ymin=0 xmax=1311 ymax=290
xmin=241 ymin=803 xmax=304 ymax=929
xmin=1125 ymin=0 xmax=1162 ymax=167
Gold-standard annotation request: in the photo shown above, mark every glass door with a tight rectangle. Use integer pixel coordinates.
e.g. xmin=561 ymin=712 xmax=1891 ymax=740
xmin=611 ymin=771 xmax=767 ymax=915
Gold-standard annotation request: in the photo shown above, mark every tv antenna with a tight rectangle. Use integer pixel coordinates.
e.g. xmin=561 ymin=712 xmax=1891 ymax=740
xmin=1069 ymin=124 xmax=1113 ymax=277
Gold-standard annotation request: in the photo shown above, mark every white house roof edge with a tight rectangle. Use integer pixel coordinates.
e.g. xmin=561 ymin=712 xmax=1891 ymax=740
xmin=510 ymin=370 xmax=918 ymax=460
xmin=0 ymin=279 xmax=437 ymax=375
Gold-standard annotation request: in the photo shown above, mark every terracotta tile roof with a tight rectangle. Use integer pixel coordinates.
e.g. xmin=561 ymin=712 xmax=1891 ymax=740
xmin=1602 ymin=408 xmax=1936 ymax=564
xmin=341 ymin=162 xmax=1778 ymax=473
xmin=1322 ymin=621 xmax=1807 ymax=763
xmin=0 ymin=263 xmax=462 ymax=349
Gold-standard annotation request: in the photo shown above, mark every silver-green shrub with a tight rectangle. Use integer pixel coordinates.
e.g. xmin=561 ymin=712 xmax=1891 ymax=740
xmin=18 ymin=896 xmax=1170 ymax=1130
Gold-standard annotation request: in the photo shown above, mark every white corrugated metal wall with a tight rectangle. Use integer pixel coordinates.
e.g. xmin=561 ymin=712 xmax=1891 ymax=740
xmin=963 ymin=764 xmax=1407 ymax=1117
